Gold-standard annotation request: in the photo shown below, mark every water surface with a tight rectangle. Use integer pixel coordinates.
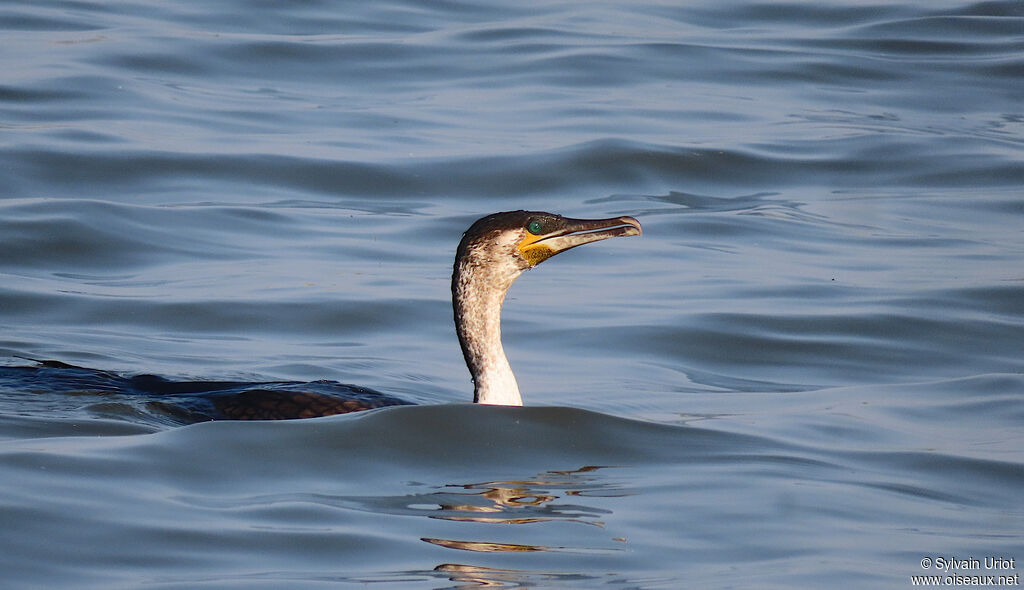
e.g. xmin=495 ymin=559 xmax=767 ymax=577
xmin=1 ymin=0 xmax=1022 ymax=588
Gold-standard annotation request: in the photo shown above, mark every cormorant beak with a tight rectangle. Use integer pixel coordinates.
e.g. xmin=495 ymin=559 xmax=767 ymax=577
xmin=517 ymin=215 xmax=642 ymax=266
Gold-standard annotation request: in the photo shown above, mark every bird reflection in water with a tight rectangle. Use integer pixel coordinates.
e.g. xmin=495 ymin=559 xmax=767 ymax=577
xmin=423 ymin=485 xmax=559 ymax=525
xmin=430 ymin=562 xmax=613 ymax=588
xmin=417 ymin=466 xmax=629 ymax=588
xmin=414 ymin=465 xmax=622 ymax=527
xmin=408 ymin=465 xmax=629 ymax=590
xmin=423 ymin=538 xmax=547 ymax=553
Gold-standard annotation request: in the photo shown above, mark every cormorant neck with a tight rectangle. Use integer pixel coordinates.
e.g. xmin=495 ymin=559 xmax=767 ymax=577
xmin=452 ymin=238 xmax=528 ymax=406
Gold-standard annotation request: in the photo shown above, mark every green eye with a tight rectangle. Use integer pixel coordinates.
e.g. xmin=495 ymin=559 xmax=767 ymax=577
xmin=527 ymin=220 xmax=543 ymax=235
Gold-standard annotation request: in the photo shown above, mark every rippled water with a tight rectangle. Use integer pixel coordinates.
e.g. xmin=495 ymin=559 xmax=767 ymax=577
xmin=2 ymin=1 xmax=1023 ymax=588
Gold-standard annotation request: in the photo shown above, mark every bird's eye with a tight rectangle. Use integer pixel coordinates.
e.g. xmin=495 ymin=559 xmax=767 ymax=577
xmin=527 ymin=220 xmax=543 ymax=235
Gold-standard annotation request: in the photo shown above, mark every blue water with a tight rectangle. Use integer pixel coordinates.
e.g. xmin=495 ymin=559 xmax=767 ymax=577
xmin=2 ymin=1 xmax=1023 ymax=588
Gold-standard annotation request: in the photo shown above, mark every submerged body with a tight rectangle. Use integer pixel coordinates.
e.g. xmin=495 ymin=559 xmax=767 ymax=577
xmin=3 ymin=211 xmax=640 ymax=421
xmin=0 ymin=360 xmax=408 ymax=422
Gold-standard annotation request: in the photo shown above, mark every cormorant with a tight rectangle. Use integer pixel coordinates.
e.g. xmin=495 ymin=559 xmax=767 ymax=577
xmin=1 ymin=211 xmax=641 ymax=421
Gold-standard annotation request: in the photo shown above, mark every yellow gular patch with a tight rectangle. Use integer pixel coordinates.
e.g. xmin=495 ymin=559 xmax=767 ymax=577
xmin=518 ymin=242 xmax=555 ymax=266
xmin=516 ymin=233 xmax=555 ymax=266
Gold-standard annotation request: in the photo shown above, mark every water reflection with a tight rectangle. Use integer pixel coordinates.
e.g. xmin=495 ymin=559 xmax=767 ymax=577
xmin=430 ymin=562 xmax=608 ymax=589
xmin=415 ymin=466 xmax=628 ymax=587
xmin=423 ymin=538 xmax=546 ymax=553
xmin=417 ymin=465 xmax=621 ymax=527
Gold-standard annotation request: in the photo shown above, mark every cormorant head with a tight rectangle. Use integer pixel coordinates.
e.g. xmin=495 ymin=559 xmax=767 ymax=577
xmin=452 ymin=210 xmax=642 ymax=406
xmin=456 ymin=210 xmax=642 ymax=278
